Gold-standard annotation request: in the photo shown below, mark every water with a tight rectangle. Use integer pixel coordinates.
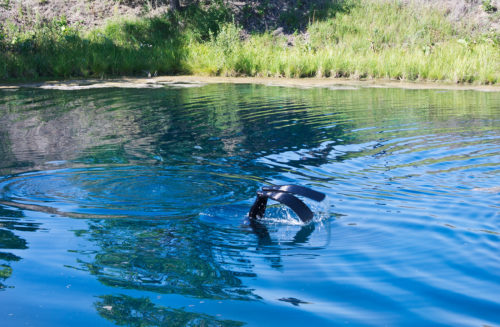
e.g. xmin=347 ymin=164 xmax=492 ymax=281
xmin=0 ymin=83 xmax=499 ymax=326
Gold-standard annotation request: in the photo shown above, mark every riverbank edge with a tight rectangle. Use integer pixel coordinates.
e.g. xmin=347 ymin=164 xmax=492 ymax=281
xmin=1 ymin=76 xmax=500 ymax=92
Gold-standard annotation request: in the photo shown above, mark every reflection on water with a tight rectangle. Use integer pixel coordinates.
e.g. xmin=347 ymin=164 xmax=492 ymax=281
xmin=0 ymin=226 xmax=23 ymax=290
xmin=0 ymin=84 xmax=499 ymax=326
xmin=0 ymin=205 xmax=41 ymax=290
xmin=75 ymin=218 xmax=258 ymax=300
xmin=96 ymin=294 xmax=244 ymax=327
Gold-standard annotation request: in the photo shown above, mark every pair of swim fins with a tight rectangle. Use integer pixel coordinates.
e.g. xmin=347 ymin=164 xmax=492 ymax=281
xmin=248 ymin=184 xmax=325 ymax=223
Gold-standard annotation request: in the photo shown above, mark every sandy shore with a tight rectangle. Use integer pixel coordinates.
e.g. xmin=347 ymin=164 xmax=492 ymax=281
xmin=1 ymin=75 xmax=500 ymax=92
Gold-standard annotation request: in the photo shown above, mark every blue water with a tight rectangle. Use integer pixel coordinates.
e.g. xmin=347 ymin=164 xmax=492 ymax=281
xmin=0 ymin=83 xmax=499 ymax=326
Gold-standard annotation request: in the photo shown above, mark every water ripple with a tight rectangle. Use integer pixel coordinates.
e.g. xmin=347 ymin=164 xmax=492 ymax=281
xmin=0 ymin=166 xmax=258 ymax=218
xmin=0 ymin=85 xmax=499 ymax=326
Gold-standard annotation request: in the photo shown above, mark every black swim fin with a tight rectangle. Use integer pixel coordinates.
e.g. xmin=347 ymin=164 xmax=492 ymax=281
xmin=248 ymin=193 xmax=268 ymax=219
xmin=248 ymin=185 xmax=325 ymax=223
xmin=262 ymin=184 xmax=326 ymax=202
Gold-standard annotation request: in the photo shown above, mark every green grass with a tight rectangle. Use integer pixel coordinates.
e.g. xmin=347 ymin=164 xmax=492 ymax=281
xmin=1 ymin=0 xmax=499 ymax=84
xmin=0 ymin=16 xmax=188 ymax=79
xmin=188 ymin=1 xmax=500 ymax=84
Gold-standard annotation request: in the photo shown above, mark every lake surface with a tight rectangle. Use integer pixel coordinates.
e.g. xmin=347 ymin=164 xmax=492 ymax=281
xmin=0 ymin=83 xmax=499 ymax=326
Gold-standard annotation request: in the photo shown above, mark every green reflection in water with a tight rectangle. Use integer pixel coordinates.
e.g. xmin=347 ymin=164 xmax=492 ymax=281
xmin=95 ymin=294 xmax=244 ymax=327
xmin=0 ymin=205 xmax=40 ymax=290
xmin=75 ymin=219 xmax=258 ymax=300
xmin=0 ymin=85 xmax=497 ymax=177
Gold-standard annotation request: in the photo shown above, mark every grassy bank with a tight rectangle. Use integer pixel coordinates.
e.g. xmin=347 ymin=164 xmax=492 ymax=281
xmin=189 ymin=1 xmax=500 ymax=83
xmin=0 ymin=16 xmax=187 ymax=78
xmin=1 ymin=0 xmax=499 ymax=84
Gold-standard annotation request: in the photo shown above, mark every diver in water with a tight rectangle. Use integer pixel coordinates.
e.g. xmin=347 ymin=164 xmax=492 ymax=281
xmin=248 ymin=184 xmax=325 ymax=223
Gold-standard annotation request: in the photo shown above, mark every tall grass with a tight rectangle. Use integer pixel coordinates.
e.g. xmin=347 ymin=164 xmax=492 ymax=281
xmin=0 ymin=1 xmax=231 ymax=80
xmin=0 ymin=16 xmax=187 ymax=79
xmin=188 ymin=1 xmax=500 ymax=84
xmin=1 ymin=0 xmax=499 ymax=84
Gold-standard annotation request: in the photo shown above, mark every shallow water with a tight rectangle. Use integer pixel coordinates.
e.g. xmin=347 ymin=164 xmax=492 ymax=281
xmin=0 ymin=84 xmax=499 ymax=326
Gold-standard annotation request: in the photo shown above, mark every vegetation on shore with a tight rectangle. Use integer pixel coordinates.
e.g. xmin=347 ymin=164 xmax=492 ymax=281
xmin=1 ymin=0 xmax=499 ymax=84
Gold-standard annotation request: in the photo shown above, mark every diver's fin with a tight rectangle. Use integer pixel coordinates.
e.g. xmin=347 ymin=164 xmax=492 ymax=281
xmin=262 ymin=184 xmax=325 ymax=202
xmin=248 ymin=193 xmax=268 ymax=219
xmin=259 ymin=191 xmax=314 ymax=223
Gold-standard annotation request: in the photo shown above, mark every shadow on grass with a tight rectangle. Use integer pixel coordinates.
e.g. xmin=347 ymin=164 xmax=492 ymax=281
xmin=234 ymin=0 xmax=354 ymax=33
xmin=0 ymin=16 xmax=188 ymax=80
xmin=0 ymin=0 xmax=238 ymax=80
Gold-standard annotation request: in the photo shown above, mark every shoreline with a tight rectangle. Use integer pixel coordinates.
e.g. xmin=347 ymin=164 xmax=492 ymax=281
xmin=1 ymin=75 xmax=500 ymax=92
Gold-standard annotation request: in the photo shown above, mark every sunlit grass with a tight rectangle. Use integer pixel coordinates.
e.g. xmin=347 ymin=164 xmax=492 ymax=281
xmin=187 ymin=1 xmax=500 ymax=84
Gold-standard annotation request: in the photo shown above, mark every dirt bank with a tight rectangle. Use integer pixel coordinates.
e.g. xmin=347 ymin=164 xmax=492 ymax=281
xmin=1 ymin=0 xmax=498 ymax=33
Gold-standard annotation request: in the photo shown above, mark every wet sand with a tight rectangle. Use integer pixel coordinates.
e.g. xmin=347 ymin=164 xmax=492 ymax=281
xmin=1 ymin=75 xmax=499 ymax=91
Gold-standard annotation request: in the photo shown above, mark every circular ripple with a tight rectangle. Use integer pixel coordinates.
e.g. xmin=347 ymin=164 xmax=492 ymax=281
xmin=0 ymin=166 xmax=258 ymax=218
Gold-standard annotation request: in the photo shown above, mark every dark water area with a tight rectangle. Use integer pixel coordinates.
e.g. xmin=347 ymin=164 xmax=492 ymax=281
xmin=0 ymin=84 xmax=499 ymax=326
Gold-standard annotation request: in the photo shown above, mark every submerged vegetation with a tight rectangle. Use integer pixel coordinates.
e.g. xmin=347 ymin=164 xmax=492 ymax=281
xmin=0 ymin=0 xmax=499 ymax=83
